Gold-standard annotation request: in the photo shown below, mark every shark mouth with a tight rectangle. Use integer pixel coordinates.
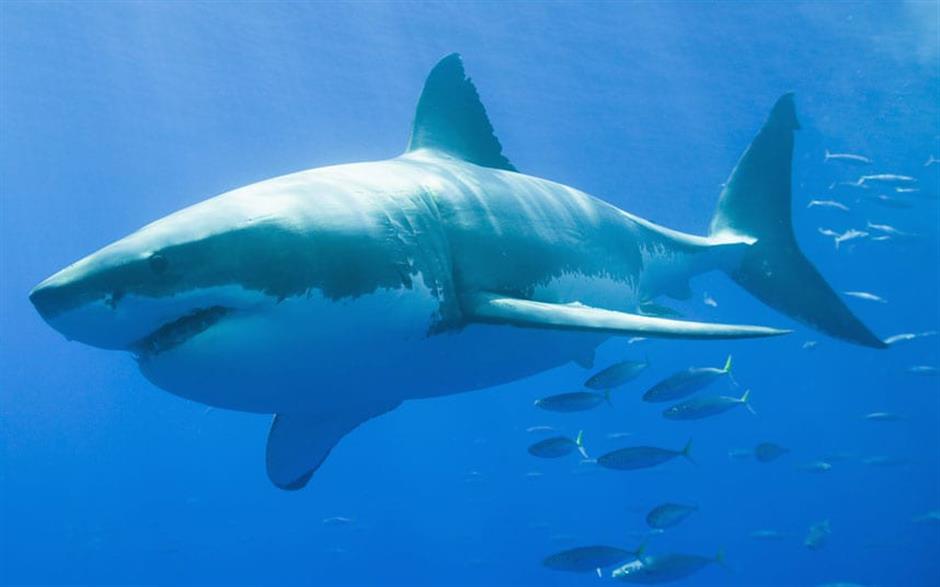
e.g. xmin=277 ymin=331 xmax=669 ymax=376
xmin=132 ymin=306 xmax=232 ymax=357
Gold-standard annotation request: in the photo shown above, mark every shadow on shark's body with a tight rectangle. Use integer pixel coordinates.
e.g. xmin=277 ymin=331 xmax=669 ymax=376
xmin=29 ymin=54 xmax=885 ymax=490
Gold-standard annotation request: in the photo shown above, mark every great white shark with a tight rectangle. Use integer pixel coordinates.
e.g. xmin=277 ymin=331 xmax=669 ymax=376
xmin=30 ymin=54 xmax=885 ymax=490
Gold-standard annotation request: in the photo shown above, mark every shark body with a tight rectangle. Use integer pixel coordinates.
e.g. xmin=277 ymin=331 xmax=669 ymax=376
xmin=29 ymin=55 xmax=884 ymax=489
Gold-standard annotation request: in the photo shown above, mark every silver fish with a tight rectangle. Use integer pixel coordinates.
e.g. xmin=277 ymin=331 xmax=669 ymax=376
xmin=662 ymin=390 xmax=755 ymax=420
xmin=643 ymin=356 xmax=733 ymax=403
xmin=907 ymin=365 xmax=938 ymax=376
xmin=807 ymin=199 xmax=850 ymax=212
xmin=883 ymin=331 xmax=937 ymax=345
xmin=645 ymin=503 xmax=698 ymax=529
xmin=528 ymin=431 xmax=588 ymax=459
xmin=596 ymin=439 xmax=694 ymax=471
xmin=857 ymin=174 xmax=918 ymax=187
xmin=843 ymin=291 xmax=887 ymax=304
xmin=535 ymin=390 xmax=610 ymax=412
xmin=585 ymin=359 xmax=650 ymax=390
xmin=824 ymin=150 xmax=872 ymax=166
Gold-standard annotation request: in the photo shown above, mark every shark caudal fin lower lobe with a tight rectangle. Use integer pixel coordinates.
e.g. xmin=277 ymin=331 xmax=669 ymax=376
xmin=709 ymin=94 xmax=886 ymax=349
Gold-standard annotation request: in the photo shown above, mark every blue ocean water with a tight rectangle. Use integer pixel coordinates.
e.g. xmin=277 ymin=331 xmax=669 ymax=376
xmin=1 ymin=2 xmax=938 ymax=586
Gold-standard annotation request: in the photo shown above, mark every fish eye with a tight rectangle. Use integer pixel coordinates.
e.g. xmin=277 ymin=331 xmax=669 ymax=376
xmin=148 ymin=253 xmax=169 ymax=275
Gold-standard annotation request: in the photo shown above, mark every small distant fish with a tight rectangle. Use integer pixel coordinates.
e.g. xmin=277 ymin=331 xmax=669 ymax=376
xmin=822 ymin=451 xmax=857 ymax=463
xmin=807 ymin=199 xmax=850 ymax=212
xmin=804 ymin=520 xmax=831 ymax=550
xmin=524 ymin=471 xmax=544 ymax=479
xmin=824 ymin=150 xmax=871 ymax=166
xmin=627 ymin=337 xmax=647 ymax=345
xmin=818 ymin=227 xmax=868 ymax=249
xmin=643 ymin=355 xmax=733 ymax=403
xmin=750 ymin=529 xmax=789 ymax=541
xmin=728 ymin=448 xmax=754 ymax=460
xmin=866 ymin=221 xmax=919 ymax=239
xmin=585 ymin=359 xmax=649 ymax=390
xmin=528 ymin=431 xmax=588 ymax=460
xmin=645 ymin=503 xmax=698 ymax=529
xmin=322 ymin=516 xmax=354 ymax=527
xmin=526 ymin=425 xmax=557 ymax=434
xmin=802 ymin=340 xmax=818 ymax=351
xmin=464 ymin=470 xmax=485 ymax=483
xmin=543 ymin=545 xmax=641 ymax=575
xmin=829 ymin=180 xmax=868 ymax=191
xmin=535 ymin=390 xmax=610 ymax=413
xmin=867 ymin=194 xmax=913 ymax=209
xmin=907 ymin=365 xmax=938 ymax=376
xmin=754 ymin=442 xmax=789 ymax=463
xmin=843 ymin=291 xmax=887 ymax=304
xmin=639 ymin=301 xmax=684 ymax=319
xmin=894 ymin=186 xmax=921 ymax=194
xmin=924 ymin=155 xmax=939 ymax=167
xmin=662 ymin=390 xmax=755 ymax=421
xmin=703 ymin=292 xmax=718 ymax=308
xmin=799 ymin=461 xmax=832 ymax=473
xmin=862 ymin=455 xmax=910 ymax=467
xmin=596 ymin=439 xmax=693 ymax=471
xmin=606 ymin=431 xmax=634 ymax=440
xmin=913 ymin=509 xmax=940 ymax=524
xmin=884 ymin=330 xmax=937 ymax=345
xmin=856 ymin=174 xmax=918 ymax=188
xmin=612 ymin=549 xmax=724 ymax=583
xmin=864 ymin=412 xmax=903 ymax=422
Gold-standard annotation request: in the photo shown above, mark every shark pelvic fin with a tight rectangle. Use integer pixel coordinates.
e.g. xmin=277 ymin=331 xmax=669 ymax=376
xmin=463 ymin=293 xmax=789 ymax=340
xmin=265 ymin=402 xmax=400 ymax=490
xmin=407 ymin=53 xmax=516 ymax=171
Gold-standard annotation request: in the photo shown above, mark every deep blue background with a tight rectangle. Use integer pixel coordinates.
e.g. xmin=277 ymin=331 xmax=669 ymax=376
xmin=2 ymin=2 xmax=938 ymax=586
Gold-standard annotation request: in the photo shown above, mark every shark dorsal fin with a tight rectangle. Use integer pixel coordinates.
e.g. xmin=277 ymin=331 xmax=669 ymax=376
xmin=407 ymin=53 xmax=516 ymax=171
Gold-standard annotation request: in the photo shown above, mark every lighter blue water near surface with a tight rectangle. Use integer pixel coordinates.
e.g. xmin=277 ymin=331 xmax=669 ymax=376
xmin=1 ymin=2 xmax=938 ymax=586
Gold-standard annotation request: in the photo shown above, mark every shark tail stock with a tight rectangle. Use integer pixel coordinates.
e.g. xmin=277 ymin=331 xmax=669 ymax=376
xmin=709 ymin=94 xmax=886 ymax=349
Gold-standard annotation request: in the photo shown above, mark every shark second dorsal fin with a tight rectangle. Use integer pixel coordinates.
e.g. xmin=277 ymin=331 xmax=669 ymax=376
xmin=407 ymin=53 xmax=516 ymax=171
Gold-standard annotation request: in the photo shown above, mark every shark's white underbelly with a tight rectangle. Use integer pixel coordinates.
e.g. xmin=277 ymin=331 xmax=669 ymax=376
xmin=137 ymin=274 xmax=607 ymax=414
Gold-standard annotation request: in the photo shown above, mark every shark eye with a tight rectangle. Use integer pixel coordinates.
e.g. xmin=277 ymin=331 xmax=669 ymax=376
xmin=148 ymin=253 xmax=169 ymax=275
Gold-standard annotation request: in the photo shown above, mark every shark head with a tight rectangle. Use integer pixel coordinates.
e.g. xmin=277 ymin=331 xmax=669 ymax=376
xmin=27 ymin=165 xmax=451 ymax=412
xmin=29 ymin=193 xmax=279 ymax=354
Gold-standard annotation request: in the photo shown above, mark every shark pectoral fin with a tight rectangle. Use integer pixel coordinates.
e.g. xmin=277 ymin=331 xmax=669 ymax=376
xmin=463 ymin=293 xmax=789 ymax=340
xmin=265 ymin=402 xmax=401 ymax=491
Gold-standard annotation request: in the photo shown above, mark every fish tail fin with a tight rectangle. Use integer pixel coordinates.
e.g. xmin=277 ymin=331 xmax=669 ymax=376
xmin=723 ymin=354 xmax=733 ymax=373
xmin=576 ymin=430 xmax=589 ymax=460
xmin=604 ymin=389 xmax=613 ymax=407
xmin=740 ymin=389 xmax=757 ymax=415
xmin=681 ymin=438 xmax=695 ymax=464
xmin=709 ymin=94 xmax=886 ymax=349
xmin=824 ymin=149 xmax=831 ymax=161
xmin=595 ymin=568 xmax=602 ymax=578
xmin=633 ymin=541 xmax=647 ymax=559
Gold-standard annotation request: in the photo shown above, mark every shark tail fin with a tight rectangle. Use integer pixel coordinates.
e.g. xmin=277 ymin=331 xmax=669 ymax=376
xmin=709 ymin=94 xmax=886 ymax=349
